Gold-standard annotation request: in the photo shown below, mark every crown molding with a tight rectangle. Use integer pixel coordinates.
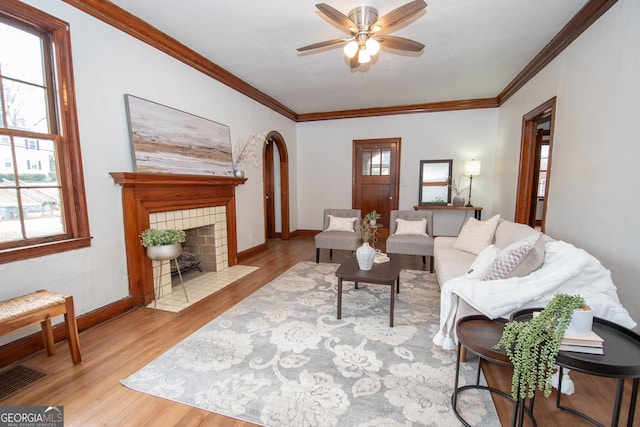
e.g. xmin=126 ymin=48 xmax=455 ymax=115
xmin=497 ymin=0 xmax=617 ymax=104
xmin=63 ymin=0 xmax=616 ymax=122
xmin=62 ymin=0 xmax=297 ymax=121
xmin=296 ymin=98 xmax=499 ymax=122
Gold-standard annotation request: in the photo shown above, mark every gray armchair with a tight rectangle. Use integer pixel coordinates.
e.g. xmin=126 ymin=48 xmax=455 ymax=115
xmin=385 ymin=210 xmax=435 ymax=272
xmin=315 ymin=209 xmax=361 ymax=263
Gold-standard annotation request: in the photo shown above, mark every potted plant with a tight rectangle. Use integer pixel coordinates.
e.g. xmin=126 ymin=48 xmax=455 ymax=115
xmin=356 ymin=217 xmax=376 ymax=270
xmin=140 ymin=228 xmax=186 ymax=260
xmin=449 ymin=175 xmax=468 ymax=207
xmin=494 ymin=293 xmax=587 ymax=400
xmin=365 ymin=210 xmax=381 ymax=225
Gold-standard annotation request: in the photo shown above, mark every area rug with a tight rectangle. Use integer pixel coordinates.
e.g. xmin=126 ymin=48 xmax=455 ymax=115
xmin=122 ymin=261 xmax=500 ymax=426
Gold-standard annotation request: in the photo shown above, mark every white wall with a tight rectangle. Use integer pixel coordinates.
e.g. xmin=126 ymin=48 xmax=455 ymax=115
xmin=495 ymin=0 xmax=640 ymax=324
xmin=297 ymin=109 xmax=499 ymax=236
xmin=0 ymin=0 xmax=296 ymax=343
xmin=4 ymin=0 xmax=638 ymax=345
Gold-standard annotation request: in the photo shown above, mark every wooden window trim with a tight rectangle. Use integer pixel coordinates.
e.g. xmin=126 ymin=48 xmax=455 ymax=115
xmin=0 ymin=1 xmax=91 ymax=264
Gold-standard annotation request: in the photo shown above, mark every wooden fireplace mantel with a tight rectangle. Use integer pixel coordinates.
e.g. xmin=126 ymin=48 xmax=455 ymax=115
xmin=110 ymin=172 xmax=246 ymax=306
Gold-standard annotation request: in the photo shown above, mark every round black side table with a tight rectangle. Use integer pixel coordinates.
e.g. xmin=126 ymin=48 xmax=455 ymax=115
xmin=511 ymin=308 xmax=640 ymax=427
xmin=453 ymin=314 xmax=536 ymax=427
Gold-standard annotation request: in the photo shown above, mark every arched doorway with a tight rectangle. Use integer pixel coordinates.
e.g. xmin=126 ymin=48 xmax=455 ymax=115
xmin=263 ymin=131 xmax=290 ymax=240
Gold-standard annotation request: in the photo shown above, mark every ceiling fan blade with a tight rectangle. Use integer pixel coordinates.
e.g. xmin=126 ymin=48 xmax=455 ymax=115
xmin=297 ymin=38 xmax=347 ymax=52
xmin=372 ymin=0 xmax=427 ymax=31
xmin=350 ymin=55 xmax=359 ymax=69
xmin=378 ymin=35 xmax=425 ymax=52
xmin=316 ymin=3 xmax=358 ymax=32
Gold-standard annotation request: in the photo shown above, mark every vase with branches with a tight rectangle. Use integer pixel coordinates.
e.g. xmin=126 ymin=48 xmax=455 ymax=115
xmin=356 ymin=217 xmax=376 ymax=270
xmin=449 ymin=174 xmax=469 ymax=206
xmin=232 ymin=131 xmax=268 ymax=175
xmin=494 ymin=293 xmax=587 ymax=400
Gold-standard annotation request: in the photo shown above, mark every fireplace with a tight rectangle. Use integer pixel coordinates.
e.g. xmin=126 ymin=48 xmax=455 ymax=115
xmin=149 ymin=206 xmax=228 ymax=297
xmin=110 ymin=172 xmax=245 ymax=306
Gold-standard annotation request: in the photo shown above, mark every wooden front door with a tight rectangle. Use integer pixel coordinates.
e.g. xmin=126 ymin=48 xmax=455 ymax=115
xmin=352 ymin=138 xmax=401 ymax=238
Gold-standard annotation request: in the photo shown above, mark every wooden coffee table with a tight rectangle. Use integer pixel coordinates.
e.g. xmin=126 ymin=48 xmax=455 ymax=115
xmin=335 ymin=255 xmax=402 ymax=327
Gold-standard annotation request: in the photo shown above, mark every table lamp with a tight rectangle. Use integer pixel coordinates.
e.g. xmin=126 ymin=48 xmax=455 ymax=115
xmin=464 ymin=159 xmax=481 ymax=207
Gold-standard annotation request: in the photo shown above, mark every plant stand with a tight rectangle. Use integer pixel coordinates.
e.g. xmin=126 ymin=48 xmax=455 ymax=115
xmin=147 ymin=244 xmax=189 ymax=311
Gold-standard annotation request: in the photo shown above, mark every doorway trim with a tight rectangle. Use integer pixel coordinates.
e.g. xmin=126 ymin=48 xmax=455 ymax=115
xmin=514 ymin=97 xmax=556 ymax=232
xmin=263 ymin=131 xmax=290 ymax=240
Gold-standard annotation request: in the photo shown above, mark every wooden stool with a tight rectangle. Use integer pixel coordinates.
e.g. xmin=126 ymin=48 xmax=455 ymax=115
xmin=0 ymin=290 xmax=81 ymax=365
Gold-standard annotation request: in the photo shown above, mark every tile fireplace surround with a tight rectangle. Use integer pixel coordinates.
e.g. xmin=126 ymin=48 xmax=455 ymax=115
xmin=150 ymin=206 xmax=228 ymax=298
xmin=110 ymin=172 xmax=246 ymax=307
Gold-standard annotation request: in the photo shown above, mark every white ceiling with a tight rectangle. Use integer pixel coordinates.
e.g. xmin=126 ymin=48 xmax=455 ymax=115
xmin=110 ymin=0 xmax=589 ymax=115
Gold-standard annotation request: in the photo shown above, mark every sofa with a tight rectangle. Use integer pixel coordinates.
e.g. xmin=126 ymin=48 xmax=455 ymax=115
xmin=432 ymin=214 xmax=637 ymax=351
xmin=434 ymin=216 xmax=540 ymax=287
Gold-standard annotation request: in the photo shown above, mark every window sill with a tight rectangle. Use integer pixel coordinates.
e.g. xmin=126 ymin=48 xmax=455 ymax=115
xmin=0 ymin=237 xmax=92 ymax=264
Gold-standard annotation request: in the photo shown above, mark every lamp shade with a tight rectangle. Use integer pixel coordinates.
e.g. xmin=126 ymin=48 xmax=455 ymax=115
xmin=464 ymin=160 xmax=481 ymax=176
xmin=358 ymin=48 xmax=371 ymax=64
xmin=365 ymin=38 xmax=380 ymax=56
xmin=343 ymin=40 xmax=358 ymax=59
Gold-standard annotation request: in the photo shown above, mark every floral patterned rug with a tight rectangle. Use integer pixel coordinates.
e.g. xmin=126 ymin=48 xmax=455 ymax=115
xmin=121 ymin=261 xmax=500 ymax=426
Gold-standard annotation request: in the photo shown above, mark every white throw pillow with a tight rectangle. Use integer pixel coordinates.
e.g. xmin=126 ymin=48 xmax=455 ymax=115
xmin=465 ymin=245 xmax=500 ymax=279
xmin=325 ymin=215 xmax=357 ymax=232
xmin=393 ymin=218 xmax=428 ymax=236
xmin=453 ymin=214 xmax=501 ymax=255
xmin=483 ymin=233 xmax=545 ymax=280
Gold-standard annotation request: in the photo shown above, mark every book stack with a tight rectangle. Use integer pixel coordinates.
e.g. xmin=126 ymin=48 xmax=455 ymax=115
xmin=559 ymin=330 xmax=604 ymax=355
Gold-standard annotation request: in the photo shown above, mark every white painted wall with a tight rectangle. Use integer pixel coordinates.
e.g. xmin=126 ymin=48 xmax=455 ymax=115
xmin=495 ymin=0 xmax=640 ymax=324
xmin=3 ymin=0 xmax=638 ymax=346
xmin=297 ymin=109 xmax=499 ymax=236
xmin=0 ymin=0 xmax=297 ymax=343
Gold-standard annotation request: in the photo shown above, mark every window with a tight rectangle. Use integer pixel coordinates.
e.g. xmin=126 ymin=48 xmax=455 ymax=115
xmin=361 ymin=148 xmax=391 ymax=176
xmin=538 ymin=144 xmax=549 ymax=198
xmin=0 ymin=1 xmax=90 ymax=263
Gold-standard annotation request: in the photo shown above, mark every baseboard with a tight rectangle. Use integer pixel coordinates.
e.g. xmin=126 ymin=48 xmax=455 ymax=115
xmin=297 ymin=229 xmax=320 ymax=236
xmin=0 ymin=297 xmax=134 ymax=369
xmin=237 ymin=242 xmax=268 ymax=262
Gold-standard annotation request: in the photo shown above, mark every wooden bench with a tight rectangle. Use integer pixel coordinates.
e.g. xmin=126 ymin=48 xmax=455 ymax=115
xmin=0 ymin=290 xmax=81 ymax=365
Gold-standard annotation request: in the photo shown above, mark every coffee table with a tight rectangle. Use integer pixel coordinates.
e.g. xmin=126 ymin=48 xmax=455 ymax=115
xmin=335 ymin=255 xmax=401 ymax=327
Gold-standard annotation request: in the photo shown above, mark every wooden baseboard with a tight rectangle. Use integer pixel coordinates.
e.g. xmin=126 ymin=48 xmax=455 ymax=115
xmin=237 ymin=243 xmax=267 ymax=262
xmin=296 ymin=229 xmax=320 ymax=236
xmin=0 ymin=297 xmax=134 ymax=368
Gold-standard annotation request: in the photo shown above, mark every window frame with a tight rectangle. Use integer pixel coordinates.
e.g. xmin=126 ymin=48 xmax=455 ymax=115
xmin=0 ymin=1 xmax=90 ymax=263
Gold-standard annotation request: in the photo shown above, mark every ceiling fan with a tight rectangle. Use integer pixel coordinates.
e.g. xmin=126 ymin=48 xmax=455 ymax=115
xmin=297 ymin=0 xmax=427 ymax=68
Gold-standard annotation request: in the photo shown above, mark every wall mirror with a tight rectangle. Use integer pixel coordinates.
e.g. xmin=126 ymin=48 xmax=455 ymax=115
xmin=418 ymin=159 xmax=452 ymax=205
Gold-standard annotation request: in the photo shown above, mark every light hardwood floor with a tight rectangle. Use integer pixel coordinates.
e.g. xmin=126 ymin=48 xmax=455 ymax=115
xmin=2 ymin=236 xmax=637 ymax=426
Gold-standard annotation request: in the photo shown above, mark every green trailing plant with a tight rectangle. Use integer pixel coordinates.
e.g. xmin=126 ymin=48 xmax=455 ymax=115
xmin=494 ymin=293 xmax=586 ymax=400
xmin=365 ymin=210 xmax=381 ymax=221
xmin=139 ymin=228 xmax=186 ymax=247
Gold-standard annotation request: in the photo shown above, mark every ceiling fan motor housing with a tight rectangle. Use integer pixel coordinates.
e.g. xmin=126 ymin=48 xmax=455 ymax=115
xmin=348 ymin=6 xmax=379 ymax=32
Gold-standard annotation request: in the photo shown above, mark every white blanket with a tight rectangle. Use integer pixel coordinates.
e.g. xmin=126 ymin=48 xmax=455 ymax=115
xmin=433 ymin=240 xmax=637 ymax=351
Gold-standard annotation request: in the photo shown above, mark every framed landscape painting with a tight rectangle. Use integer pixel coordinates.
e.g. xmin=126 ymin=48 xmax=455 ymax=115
xmin=124 ymin=95 xmax=234 ymax=177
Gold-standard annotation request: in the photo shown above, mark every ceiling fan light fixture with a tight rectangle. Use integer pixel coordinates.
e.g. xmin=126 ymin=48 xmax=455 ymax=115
xmin=358 ymin=47 xmax=371 ymax=64
xmin=365 ymin=38 xmax=380 ymax=56
xmin=343 ymin=40 xmax=359 ymax=59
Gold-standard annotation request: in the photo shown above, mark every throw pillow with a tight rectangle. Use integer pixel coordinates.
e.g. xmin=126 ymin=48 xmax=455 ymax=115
xmin=453 ymin=214 xmax=501 ymax=255
xmin=465 ymin=245 xmax=500 ymax=279
xmin=325 ymin=215 xmax=357 ymax=232
xmin=483 ymin=233 xmax=545 ymax=280
xmin=393 ymin=218 xmax=428 ymax=236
